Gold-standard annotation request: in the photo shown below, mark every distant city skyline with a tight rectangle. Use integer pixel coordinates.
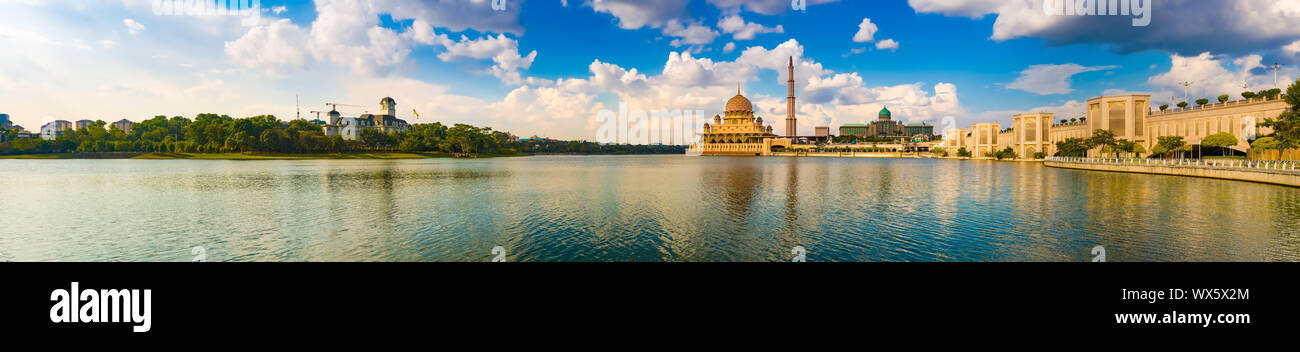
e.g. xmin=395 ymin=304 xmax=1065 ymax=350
xmin=2 ymin=0 xmax=1298 ymax=140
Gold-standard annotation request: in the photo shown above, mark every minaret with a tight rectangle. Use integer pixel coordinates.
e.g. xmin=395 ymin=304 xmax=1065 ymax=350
xmin=785 ymin=56 xmax=797 ymax=137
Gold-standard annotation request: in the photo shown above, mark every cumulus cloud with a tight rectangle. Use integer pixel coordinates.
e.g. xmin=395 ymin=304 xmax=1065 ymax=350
xmin=718 ymin=15 xmax=783 ymax=40
xmin=122 ymin=18 xmax=145 ymax=35
xmin=1285 ymin=40 xmax=1300 ymax=58
xmin=706 ymin=0 xmax=839 ymax=15
xmin=224 ymin=19 xmax=308 ymax=76
xmin=908 ymin=0 xmax=1300 ymax=60
xmin=585 ymin=0 xmax=690 ymax=29
xmin=852 ymin=18 xmax=877 ymax=42
xmin=723 ymin=42 xmax=736 ymax=53
xmin=963 ymin=99 xmax=1088 ymax=129
xmin=555 ymin=39 xmax=964 ymax=138
xmin=1147 ymin=52 xmax=1298 ymax=100
xmin=663 ymin=20 xmax=720 ymax=48
xmin=1005 ymin=63 xmax=1117 ymax=95
xmin=875 ymin=39 xmax=899 ymax=51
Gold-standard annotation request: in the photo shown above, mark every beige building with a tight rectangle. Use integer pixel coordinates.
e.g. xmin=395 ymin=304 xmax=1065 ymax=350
xmin=966 ymin=122 xmax=1001 ymax=157
xmin=942 ymin=128 xmax=968 ymax=150
xmin=1144 ymin=96 xmax=1286 ymax=152
xmin=951 ymin=93 xmax=1290 ymax=158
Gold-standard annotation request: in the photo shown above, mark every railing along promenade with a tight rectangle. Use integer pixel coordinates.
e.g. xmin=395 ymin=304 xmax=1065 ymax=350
xmin=1047 ymin=156 xmax=1300 ymax=172
xmin=1045 ymin=156 xmax=1300 ymax=187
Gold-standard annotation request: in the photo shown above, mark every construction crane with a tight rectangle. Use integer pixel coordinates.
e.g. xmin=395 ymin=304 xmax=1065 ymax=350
xmin=324 ymin=102 xmax=364 ymax=112
xmin=308 ymin=110 xmax=324 ymax=121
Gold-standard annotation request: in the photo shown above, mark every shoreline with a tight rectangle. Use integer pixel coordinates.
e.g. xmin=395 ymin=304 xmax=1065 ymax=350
xmin=1045 ymin=159 xmax=1300 ymax=188
xmin=0 ymin=152 xmax=532 ymax=160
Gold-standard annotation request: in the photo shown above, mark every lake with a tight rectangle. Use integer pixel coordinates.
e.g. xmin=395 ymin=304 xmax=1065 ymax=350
xmin=2 ymin=155 xmax=1299 ymax=261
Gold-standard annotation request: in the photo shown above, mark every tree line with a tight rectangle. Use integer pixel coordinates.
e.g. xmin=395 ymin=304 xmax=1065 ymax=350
xmin=0 ymin=114 xmax=685 ymax=155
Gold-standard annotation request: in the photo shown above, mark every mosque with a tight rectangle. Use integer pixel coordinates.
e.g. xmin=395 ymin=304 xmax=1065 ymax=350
xmin=687 ymin=58 xmax=798 ymax=156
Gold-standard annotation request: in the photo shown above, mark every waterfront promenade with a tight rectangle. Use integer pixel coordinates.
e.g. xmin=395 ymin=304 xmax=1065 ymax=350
xmin=1046 ymin=157 xmax=1300 ymax=188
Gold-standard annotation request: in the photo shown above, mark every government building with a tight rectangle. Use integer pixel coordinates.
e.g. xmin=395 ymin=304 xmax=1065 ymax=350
xmin=943 ymin=93 xmax=1290 ymax=158
xmin=838 ymin=106 xmax=934 ymax=139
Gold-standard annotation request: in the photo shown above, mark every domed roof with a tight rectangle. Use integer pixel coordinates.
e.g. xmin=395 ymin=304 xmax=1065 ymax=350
xmin=726 ymin=94 xmax=753 ymax=113
xmin=879 ymin=106 xmax=891 ymax=119
xmin=381 ymin=97 xmax=396 ymax=105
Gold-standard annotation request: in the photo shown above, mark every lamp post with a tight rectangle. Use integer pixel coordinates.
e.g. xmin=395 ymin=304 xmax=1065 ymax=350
xmin=1180 ymin=81 xmax=1193 ymax=108
xmin=1272 ymin=62 xmax=1282 ymax=89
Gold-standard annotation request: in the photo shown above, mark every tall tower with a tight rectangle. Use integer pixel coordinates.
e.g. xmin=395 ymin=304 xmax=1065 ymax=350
xmin=785 ymin=56 xmax=797 ymax=137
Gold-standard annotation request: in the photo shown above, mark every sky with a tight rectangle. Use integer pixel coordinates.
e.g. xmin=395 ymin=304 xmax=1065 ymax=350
xmin=2 ymin=0 xmax=1299 ymax=141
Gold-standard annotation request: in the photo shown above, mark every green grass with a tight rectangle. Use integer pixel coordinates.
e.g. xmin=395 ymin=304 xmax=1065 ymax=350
xmin=0 ymin=153 xmax=79 ymax=159
xmin=133 ymin=152 xmax=531 ymax=160
xmin=5 ymin=152 xmax=530 ymax=160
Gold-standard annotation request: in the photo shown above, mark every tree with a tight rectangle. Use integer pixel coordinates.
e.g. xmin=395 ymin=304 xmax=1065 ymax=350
xmin=956 ymin=147 xmax=971 ymax=158
xmin=1088 ymin=129 xmax=1118 ymax=157
xmin=1159 ymin=104 xmax=1169 ymax=111
xmin=1200 ymin=132 xmax=1239 ymax=156
xmin=930 ymin=147 xmax=948 ymax=157
xmin=994 ymin=147 xmax=1018 ymax=160
xmin=1258 ymin=78 xmax=1300 ymax=149
xmin=1251 ymin=137 xmax=1281 ymax=150
xmin=1177 ymin=101 xmax=1188 ymax=109
xmin=1151 ymin=145 xmax=1168 ymax=157
xmin=1070 ymin=118 xmax=1078 ymax=123
xmin=1155 ymin=136 xmax=1188 ymax=159
xmin=1242 ymin=91 xmax=1257 ymax=99
xmin=1054 ymin=138 xmax=1090 ymax=157
xmin=1060 ymin=119 xmax=1067 ymax=124
xmin=1131 ymin=143 xmax=1146 ymax=157
xmin=1195 ymin=98 xmax=1209 ymax=107
xmin=1217 ymin=94 xmax=1230 ymax=103
xmin=1115 ymin=139 xmax=1139 ymax=158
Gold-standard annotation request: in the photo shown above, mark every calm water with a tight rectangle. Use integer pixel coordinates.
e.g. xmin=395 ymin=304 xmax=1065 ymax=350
xmin=2 ymin=155 xmax=1299 ymax=262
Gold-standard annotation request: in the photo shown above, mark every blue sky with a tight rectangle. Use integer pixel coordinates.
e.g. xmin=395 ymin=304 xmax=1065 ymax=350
xmin=2 ymin=0 xmax=1298 ymax=140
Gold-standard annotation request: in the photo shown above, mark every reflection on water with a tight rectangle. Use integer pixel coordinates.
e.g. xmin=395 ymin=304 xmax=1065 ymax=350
xmin=1 ymin=156 xmax=1298 ymax=262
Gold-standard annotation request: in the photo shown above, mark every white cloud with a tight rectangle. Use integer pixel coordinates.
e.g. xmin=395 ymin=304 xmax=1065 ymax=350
xmin=964 ymin=99 xmax=1088 ymax=129
xmin=875 ymin=38 xmax=899 ymax=51
xmin=224 ymin=18 xmax=308 ymax=76
xmin=706 ymin=0 xmax=839 ymax=15
xmin=717 ymin=15 xmax=783 ymax=40
xmin=906 ymin=0 xmax=1004 ymax=18
xmin=560 ymin=39 xmax=964 ymax=138
xmin=908 ymin=0 xmax=1300 ymax=58
xmin=429 ymin=33 xmax=542 ymax=86
xmin=1147 ymin=52 xmax=1298 ymax=101
xmin=1285 ymin=40 xmax=1300 ymax=56
xmin=663 ymin=20 xmax=720 ymax=48
xmin=585 ymin=0 xmax=690 ymax=29
xmin=271 ymin=6 xmax=287 ymax=14
xmin=852 ymin=18 xmax=877 ymax=42
xmin=1006 ymin=63 xmax=1117 ymax=95
xmin=723 ymin=42 xmax=736 ymax=53
xmin=122 ymin=18 xmax=145 ymax=35
xmin=98 ymin=39 xmax=119 ymax=49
